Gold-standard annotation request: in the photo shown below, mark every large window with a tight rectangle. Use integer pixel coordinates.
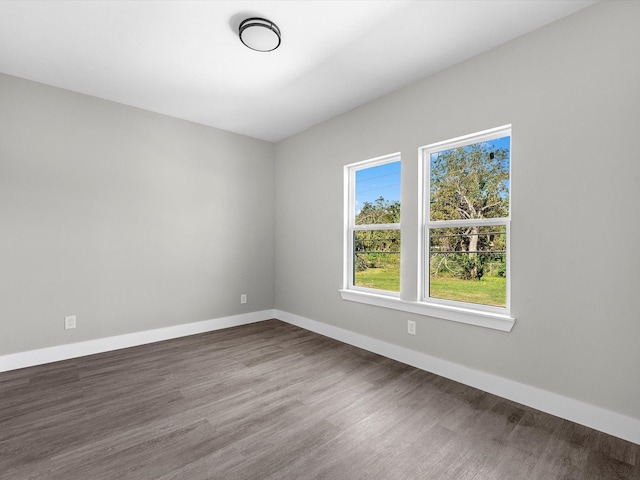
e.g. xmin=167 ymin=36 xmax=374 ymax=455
xmin=341 ymin=126 xmax=513 ymax=331
xmin=345 ymin=154 xmax=401 ymax=294
xmin=422 ymin=125 xmax=511 ymax=313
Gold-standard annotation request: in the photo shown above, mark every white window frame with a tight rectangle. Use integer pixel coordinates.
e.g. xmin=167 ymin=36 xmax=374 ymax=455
xmin=421 ymin=125 xmax=512 ymax=315
xmin=343 ymin=153 xmax=401 ymax=297
xmin=340 ymin=126 xmax=515 ymax=332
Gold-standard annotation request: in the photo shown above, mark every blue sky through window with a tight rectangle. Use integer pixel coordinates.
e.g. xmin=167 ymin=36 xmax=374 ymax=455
xmin=355 ymin=161 xmax=401 ymax=215
xmin=487 ymin=135 xmax=510 ymax=153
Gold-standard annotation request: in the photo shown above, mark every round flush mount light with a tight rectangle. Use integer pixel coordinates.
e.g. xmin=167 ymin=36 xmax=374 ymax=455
xmin=239 ymin=17 xmax=281 ymax=52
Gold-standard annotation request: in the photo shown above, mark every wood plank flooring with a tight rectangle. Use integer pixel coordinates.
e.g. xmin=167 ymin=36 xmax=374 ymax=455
xmin=1 ymin=319 xmax=638 ymax=479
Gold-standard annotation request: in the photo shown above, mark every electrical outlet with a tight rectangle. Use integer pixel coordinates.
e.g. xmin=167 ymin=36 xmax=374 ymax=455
xmin=64 ymin=315 xmax=76 ymax=330
xmin=407 ymin=320 xmax=416 ymax=335
xmin=240 ymin=294 xmax=247 ymax=304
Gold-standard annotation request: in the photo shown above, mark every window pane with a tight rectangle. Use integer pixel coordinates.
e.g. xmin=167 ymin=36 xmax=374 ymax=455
xmin=430 ymin=136 xmax=509 ymax=221
xmin=429 ymin=225 xmax=506 ymax=307
xmin=354 ymin=230 xmax=400 ymax=292
xmin=355 ymin=161 xmax=401 ymax=225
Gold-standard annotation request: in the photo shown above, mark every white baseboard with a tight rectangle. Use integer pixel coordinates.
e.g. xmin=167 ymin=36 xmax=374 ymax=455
xmin=0 ymin=309 xmax=276 ymax=373
xmin=275 ymin=309 xmax=640 ymax=446
xmin=2 ymin=308 xmax=638 ymax=445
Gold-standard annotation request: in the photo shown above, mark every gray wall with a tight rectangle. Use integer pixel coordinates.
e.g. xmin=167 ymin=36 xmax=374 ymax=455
xmin=274 ymin=1 xmax=640 ymax=420
xmin=0 ymin=74 xmax=275 ymax=354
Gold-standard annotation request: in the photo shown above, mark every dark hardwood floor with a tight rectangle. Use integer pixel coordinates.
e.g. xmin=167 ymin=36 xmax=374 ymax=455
xmin=1 ymin=319 xmax=638 ymax=479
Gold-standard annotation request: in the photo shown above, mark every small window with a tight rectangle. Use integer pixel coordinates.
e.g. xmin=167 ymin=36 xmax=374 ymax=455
xmin=345 ymin=154 xmax=401 ymax=294
xmin=423 ymin=126 xmax=511 ymax=312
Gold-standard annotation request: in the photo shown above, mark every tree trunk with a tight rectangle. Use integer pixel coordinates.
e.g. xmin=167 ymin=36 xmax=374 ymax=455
xmin=468 ymin=226 xmax=479 ymax=256
xmin=468 ymin=226 xmax=480 ymax=279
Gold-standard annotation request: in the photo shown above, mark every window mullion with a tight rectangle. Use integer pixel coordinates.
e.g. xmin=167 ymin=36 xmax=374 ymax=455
xmin=427 ymin=218 xmax=508 ymax=229
xmin=353 ymin=223 xmax=400 ymax=231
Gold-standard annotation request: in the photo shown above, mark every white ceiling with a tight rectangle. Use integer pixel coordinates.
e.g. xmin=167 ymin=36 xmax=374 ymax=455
xmin=0 ymin=0 xmax=597 ymax=142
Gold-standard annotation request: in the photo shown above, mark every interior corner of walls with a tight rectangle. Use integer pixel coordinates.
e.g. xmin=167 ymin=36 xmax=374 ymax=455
xmin=0 ymin=310 xmax=275 ymax=373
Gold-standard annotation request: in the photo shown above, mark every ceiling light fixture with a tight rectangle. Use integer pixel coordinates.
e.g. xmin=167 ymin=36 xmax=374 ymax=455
xmin=239 ymin=17 xmax=281 ymax=52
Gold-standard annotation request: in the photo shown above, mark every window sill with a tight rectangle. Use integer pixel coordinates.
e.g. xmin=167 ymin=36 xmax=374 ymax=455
xmin=339 ymin=289 xmax=515 ymax=332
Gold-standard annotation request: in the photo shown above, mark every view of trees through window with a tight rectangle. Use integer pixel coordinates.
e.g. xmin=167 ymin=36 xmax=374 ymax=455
xmin=428 ymin=134 xmax=510 ymax=307
xmin=353 ymin=161 xmax=401 ymax=292
xmin=347 ymin=130 xmax=510 ymax=309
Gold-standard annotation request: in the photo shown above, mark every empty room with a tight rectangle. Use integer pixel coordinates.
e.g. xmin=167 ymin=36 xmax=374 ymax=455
xmin=1 ymin=1 xmax=639 ymax=478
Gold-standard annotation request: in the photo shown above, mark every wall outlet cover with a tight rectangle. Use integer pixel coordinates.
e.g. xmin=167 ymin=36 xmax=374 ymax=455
xmin=407 ymin=320 xmax=416 ymax=335
xmin=64 ymin=315 xmax=77 ymax=330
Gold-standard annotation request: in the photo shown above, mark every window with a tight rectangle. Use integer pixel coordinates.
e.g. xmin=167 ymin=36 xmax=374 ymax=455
xmin=344 ymin=154 xmax=401 ymax=295
xmin=422 ymin=125 xmax=511 ymax=314
xmin=340 ymin=126 xmax=514 ymax=331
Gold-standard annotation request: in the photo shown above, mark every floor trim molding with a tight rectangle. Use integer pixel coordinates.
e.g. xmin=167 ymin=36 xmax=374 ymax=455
xmin=275 ymin=309 xmax=640 ymax=446
xmin=0 ymin=309 xmax=275 ymax=373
